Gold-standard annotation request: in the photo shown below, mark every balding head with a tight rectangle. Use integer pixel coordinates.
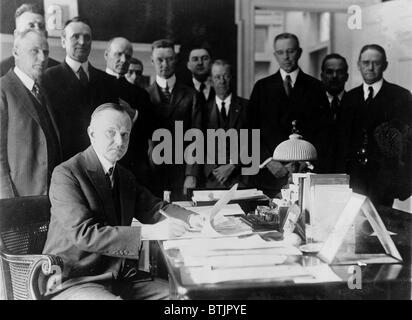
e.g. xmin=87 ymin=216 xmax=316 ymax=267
xmin=105 ymin=37 xmax=133 ymax=76
xmin=88 ymin=103 xmax=132 ymax=164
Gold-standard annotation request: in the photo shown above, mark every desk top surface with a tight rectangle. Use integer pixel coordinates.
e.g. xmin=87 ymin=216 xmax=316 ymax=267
xmin=159 ymin=205 xmax=411 ymax=300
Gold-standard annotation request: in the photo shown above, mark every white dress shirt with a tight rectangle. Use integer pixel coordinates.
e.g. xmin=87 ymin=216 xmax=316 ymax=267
xmin=280 ymin=68 xmax=300 ymax=88
xmin=215 ymin=94 xmax=232 ymax=116
xmin=156 ymin=74 xmax=176 ymax=92
xmin=192 ymin=77 xmax=212 ymax=99
xmin=65 ymin=56 xmax=89 ymax=80
xmin=362 ymin=79 xmax=383 ymax=100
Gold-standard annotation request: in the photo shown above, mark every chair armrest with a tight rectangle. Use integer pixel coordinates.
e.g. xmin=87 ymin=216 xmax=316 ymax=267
xmin=1 ymin=252 xmax=63 ymax=300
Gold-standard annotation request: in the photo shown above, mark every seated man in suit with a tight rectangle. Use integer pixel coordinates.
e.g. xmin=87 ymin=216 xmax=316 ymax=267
xmin=0 ymin=29 xmax=61 ymax=199
xmin=43 ymin=103 xmax=203 ymax=300
xmin=317 ymin=53 xmax=349 ymax=173
xmin=125 ymin=57 xmax=145 ymax=88
xmin=42 ymin=17 xmax=119 ymax=161
xmin=338 ymin=44 xmax=412 ymax=206
xmin=249 ymin=33 xmax=325 ymax=197
xmin=147 ymin=39 xmax=202 ymax=201
xmin=203 ymin=59 xmax=250 ymax=188
xmin=104 ymin=37 xmax=156 ymax=189
xmin=0 ymin=3 xmax=59 ymax=76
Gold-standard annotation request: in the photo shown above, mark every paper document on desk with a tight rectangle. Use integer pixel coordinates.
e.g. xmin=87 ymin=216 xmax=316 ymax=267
xmin=192 ymin=188 xmax=265 ymax=203
xmin=186 ymin=264 xmax=312 ymax=284
xmin=188 ymin=203 xmax=244 ymax=216
xmin=164 ymin=235 xmax=302 ymax=255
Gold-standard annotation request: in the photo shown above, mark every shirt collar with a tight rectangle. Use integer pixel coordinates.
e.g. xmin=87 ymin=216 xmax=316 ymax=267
xmin=13 ymin=66 xmax=35 ymax=91
xmin=326 ymin=90 xmax=345 ymax=104
xmin=93 ymin=146 xmax=116 ymax=175
xmin=280 ymin=68 xmax=300 ymax=87
xmin=215 ymin=93 xmax=232 ymax=111
xmin=193 ymin=77 xmax=211 ymax=99
xmin=362 ymin=79 xmax=383 ymax=100
xmin=105 ymin=67 xmax=120 ymax=78
xmin=65 ymin=56 xmax=89 ymax=77
xmin=156 ymin=74 xmax=176 ymax=92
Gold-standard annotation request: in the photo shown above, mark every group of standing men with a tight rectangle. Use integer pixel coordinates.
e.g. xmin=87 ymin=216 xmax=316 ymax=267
xmin=1 ymin=3 xmax=411 ymax=300
xmin=1 ymin=4 xmax=412 ymax=207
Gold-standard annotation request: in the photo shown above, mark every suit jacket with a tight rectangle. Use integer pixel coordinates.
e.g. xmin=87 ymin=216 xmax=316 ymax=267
xmin=115 ymin=77 xmax=155 ymax=187
xmin=0 ymin=55 xmax=60 ymax=77
xmin=43 ymin=146 xmax=193 ymax=293
xmin=203 ymin=95 xmax=250 ymax=187
xmin=0 ymin=70 xmax=61 ymax=198
xmin=43 ymin=62 xmax=119 ymax=161
xmin=337 ymin=80 xmax=412 ymax=205
xmin=249 ymin=70 xmax=326 ymax=196
xmin=315 ymin=91 xmax=346 ymax=173
xmin=146 ymin=80 xmax=202 ymax=200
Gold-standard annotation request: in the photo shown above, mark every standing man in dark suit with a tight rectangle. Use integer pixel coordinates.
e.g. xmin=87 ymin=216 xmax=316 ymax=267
xmin=186 ymin=45 xmax=214 ymax=104
xmin=42 ymin=17 xmax=119 ymax=161
xmin=147 ymin=39 xmax=202 ymax=201
xmin=0 ymin=3 xmax=59 ymax=77
xmin=43 ymin=103 xmax=203 ymax=300
xmin=0 ymin=29 xmax=61 ymax=199
xmin=186 ymin=45 xmax=215 ymax=132
xmin=249 ymin=33 xmax=325 ymax=197
xmin=203 ymin=60 xmax=250 ymax=188
xmin=104 ymin=37 xmax=155 ymax=189
xmin=317 ymin=53 xmax=349 ymax=173
xmin=338 ymin=44 xmax=412 ymax=206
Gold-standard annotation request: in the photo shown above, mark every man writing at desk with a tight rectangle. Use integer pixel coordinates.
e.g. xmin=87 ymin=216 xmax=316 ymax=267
xmin=43 ymin=103 xmax=203 ymax=300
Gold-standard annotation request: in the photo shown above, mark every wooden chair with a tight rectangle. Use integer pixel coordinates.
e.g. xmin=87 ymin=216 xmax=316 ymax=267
xmin=0 ymin=196 xmax=63 ymax=300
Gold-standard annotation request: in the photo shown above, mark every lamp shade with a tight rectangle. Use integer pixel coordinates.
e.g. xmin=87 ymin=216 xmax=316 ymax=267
xmin=272 ymin=133 xmax=317 ymax=161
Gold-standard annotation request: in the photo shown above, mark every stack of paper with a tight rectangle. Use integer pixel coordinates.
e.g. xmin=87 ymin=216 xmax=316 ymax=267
xmin=192 ymin=188 xmax=266 ymax=204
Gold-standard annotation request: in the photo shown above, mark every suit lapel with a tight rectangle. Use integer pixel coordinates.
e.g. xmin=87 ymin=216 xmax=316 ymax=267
xmin=8 ymin=71 xmax=41 ymax=125
xmin=83 ymin=146 xmax=118 ymax=226
xmin=171 ymin=82 xmax=185 ymax=111
xmin=207 ymin=100 xmax=219 ymax=129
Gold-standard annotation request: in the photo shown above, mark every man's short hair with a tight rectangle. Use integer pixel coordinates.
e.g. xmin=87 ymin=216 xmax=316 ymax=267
xmin=90 ymin=103 xmax=131 ymax=125
xmin=151 ymin=39 xmax=175 ymax=52
xmin=321 ymin=53 xmax=348 ymax=73
xmin=188 ymin=44 xmax=212 ymax=58
xmin=212 ymin=59 xmax=232 ymax=75
xmin=13 ymin=29 xmax=47 ymax=48
xmin=129 ymin=57 xmax=143 ymax=68
xmin=15 ymin=3 xmax=44 ymax=20
xmin=358 ymin=44 xmax=387 ymax=62
xmin=274 ymin=32 xmax=300 ymax=48
xmin=63 ymin=16 xmax=91 ymax=30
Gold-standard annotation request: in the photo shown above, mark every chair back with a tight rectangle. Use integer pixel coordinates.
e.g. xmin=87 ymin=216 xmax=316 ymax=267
xmin=0 ymin=195 xmax=51 ymax=300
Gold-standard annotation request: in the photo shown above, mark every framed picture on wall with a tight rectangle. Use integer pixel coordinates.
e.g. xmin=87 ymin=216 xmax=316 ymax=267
xmin=44 ymin=0 xmax=78 ymax=37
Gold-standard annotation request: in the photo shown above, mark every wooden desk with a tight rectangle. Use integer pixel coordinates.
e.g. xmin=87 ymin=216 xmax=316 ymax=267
xmin=157 ymin=206 xmax=411 ymax=300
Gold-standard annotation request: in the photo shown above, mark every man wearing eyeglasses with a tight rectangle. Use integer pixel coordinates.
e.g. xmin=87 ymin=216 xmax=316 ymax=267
xmin=249 ymin=32 xmax=325 ymax=198
xmin=337 ymin=44 xmax=412 ymax=207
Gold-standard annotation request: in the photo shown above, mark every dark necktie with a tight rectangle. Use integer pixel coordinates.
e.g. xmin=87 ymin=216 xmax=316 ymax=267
xmin=366 ymin=86 xmax=374 ymax=105
xmin=330 ymin=95 xmax=340 ymax=121
xmin=32 ymin=82 xmax=44 ymax=105
xmin=199 ymin=82 xmax=206 ymax=99
xmin=283 ymin=75 xmax=292 ymax=97
xmin=78 ymin=66 xmax=88 ymax=87
xmin=220 ymin=101 xmax=227 ymax=123
xmin=162 ymin=82 xmax=171 ymax=103
xmin=106 ymin=166 xmax=114 ymax=189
